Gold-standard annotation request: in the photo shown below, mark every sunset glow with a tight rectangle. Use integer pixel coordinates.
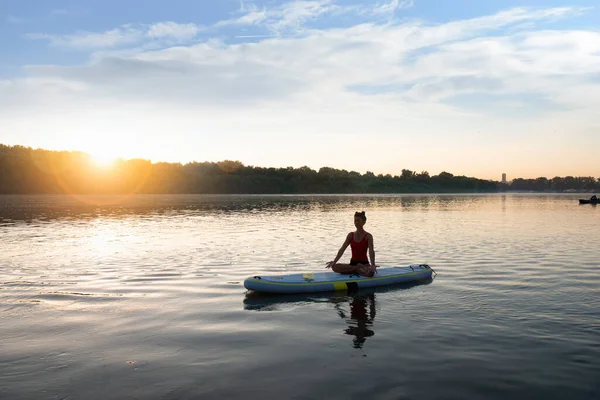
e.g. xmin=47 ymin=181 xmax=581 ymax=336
xmin=90 ymin=151 xmax=118 ymax=168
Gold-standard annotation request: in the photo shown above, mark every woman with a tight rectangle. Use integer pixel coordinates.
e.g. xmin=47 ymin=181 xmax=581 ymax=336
xmin=326 ymin=211 xmax=378 ymax=277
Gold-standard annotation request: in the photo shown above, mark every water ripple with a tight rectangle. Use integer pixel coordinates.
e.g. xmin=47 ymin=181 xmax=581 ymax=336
xmin=0 ymin=194 xmax=599 ymax=399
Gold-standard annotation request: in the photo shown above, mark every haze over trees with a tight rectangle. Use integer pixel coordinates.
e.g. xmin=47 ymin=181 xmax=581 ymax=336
xmin=1 ymin=144 xmax=598 ymax=194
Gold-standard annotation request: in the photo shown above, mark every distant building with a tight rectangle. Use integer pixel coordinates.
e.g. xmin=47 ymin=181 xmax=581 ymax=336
xmin=502 ymin=173 xmax=507 ymax=184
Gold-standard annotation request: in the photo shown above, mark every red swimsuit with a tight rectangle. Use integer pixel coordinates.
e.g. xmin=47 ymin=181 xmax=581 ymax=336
xmin=350 ymin=232 xmax=369 ymax=264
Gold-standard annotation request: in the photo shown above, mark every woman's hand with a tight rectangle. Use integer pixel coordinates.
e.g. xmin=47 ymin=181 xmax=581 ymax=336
xmin=325 ymin=261 xmax=335 ymax=269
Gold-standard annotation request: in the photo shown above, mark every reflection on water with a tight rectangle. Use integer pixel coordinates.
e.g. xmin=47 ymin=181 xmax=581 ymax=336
xmin=334 ymin=294 xmax=376 ymax=349
xmin=244 ymin=280 xmax=433 ymax=350
xmin=246 ymin=291 xmax=379 ymax=349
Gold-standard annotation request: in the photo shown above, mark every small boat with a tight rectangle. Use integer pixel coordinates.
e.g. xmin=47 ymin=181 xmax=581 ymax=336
xmin=579 ymin=198 xmax=600 ymax=204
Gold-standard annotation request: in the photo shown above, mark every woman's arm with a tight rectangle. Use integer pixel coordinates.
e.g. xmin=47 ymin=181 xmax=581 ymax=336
xmin=327 ymin=233 xmax=352 ymax=267
xmin=368 ymin=234 xmax=376 ymax=266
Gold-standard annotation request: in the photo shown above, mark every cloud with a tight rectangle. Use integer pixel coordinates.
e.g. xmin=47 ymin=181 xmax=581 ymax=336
xmin=217 ymin=0 xmax=339 ymax=33
xmin=230 ymin=9 xmax=268 ymax=26
xmin=267 ymin=0 xmax=338 ymax=32
xmin=216 ymin=0 xmax=415 ymax=34
xmin=26 ymin=26 xmax=143 ymax=49
xmin=27 ymin=22 xmax=204 ymax=50
xmin=20 ymin=55 xmax=305 ymax=108
xmin=216 ymin=2 xmax=268 ymax=26
xmin=370 ymin=0 xmax=414 ymax=16
xmin=15 ymin=6 xmax=599 ymax=107
xmin=147 ymin=22 xmax=203 ymax=41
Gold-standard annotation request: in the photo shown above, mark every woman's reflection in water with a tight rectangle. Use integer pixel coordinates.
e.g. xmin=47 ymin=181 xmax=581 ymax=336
xmin=333 ymin=293 xmax=376 ymax=349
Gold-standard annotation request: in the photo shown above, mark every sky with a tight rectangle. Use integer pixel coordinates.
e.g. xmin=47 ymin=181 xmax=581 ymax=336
xmin=1 ymin=0 xmax=599 ymax=180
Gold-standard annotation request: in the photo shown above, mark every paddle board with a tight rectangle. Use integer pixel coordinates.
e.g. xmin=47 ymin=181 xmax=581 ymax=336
xmin=244 ymin=264 xmax=434 ymax=294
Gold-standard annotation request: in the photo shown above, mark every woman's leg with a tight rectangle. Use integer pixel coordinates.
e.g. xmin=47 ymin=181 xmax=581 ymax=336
xmin=331 ymin=263 xmax=360 ymax=274
xmin=357 ymin=264 xmax=375 ymax=277
xmin=332 ymin=263 xmax=375 ymax=276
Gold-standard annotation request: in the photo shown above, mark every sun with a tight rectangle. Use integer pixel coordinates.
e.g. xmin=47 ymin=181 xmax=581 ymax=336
xmin=90 ymin=150 xmax=118 ymax=168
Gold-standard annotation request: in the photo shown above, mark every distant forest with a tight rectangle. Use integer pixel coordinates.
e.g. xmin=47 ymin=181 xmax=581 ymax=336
xmin=0 ymin=144 xmax=598 ymax=194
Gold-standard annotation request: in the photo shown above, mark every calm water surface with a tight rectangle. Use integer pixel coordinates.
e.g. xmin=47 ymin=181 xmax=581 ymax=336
xmin=1 ymin=194 xmax=599 ymax=399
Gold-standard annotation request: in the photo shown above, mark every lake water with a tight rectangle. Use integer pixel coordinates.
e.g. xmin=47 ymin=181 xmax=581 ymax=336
xmin=1 ymin=194 xmax=599 ymax=400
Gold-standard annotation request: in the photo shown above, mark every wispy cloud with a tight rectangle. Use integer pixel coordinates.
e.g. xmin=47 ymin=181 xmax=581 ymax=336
xmin=217 ymin=0 xmax=338 ymax=33
xmin=147 ymin=22 xmax=203 ymax=41
xmin=217 ymin=2 xmax=268 ymax=26
xmin=235 ymin=34 xmax=278 ymax=38
xmin=217 ymin=0 xmax=415 ymax=34
xmin=27 ymin=26 xmax=144 ymax=50
xmin=370 ymin=0 xmax=414 ymax=16
xmin=27 ymin=22 xmax=204 ymax=50
xmin=268 ymin=0 xmax=338 ymax=32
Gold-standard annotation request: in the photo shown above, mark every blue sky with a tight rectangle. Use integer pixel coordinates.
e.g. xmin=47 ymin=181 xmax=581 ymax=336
xmin=1 ymin=0 xmax=599 ymax=179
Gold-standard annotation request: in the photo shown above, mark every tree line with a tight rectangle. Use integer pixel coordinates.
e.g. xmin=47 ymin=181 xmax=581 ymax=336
xmin=502 ymin=177 xmax=599 ymax=192
xmin=0 ymin=144 xmax=598 ymax=194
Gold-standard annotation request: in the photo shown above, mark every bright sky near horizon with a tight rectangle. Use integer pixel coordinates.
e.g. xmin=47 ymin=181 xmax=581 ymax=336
xmin=1 ymin=0 xmax=599 ymax=180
